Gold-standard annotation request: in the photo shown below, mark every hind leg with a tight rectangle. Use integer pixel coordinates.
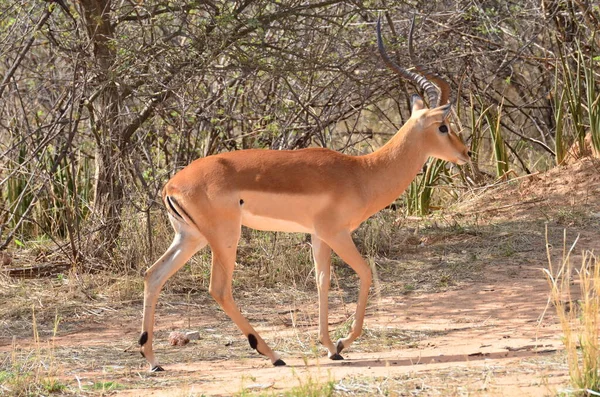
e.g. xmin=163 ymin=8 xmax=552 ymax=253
xmin=140 ymin=231 xmax=207 ymax=371
xmin=208 ymin=227 xmax=285 ymax=366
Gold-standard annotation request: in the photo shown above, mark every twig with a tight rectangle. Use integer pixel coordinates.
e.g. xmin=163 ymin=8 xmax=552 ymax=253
xmin=462 ymin=198 xmax=547 ymax=215
xmin=0 ymin=6 xmax=53 ymax=98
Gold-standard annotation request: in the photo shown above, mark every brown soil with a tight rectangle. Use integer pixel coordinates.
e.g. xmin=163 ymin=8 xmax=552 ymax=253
xmin=2 ymin=158 xmax=600 ymax=396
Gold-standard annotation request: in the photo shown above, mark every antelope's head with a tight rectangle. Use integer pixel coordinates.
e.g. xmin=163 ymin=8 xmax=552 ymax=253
xmin=377 ymin=16 xmax=470 ymax=165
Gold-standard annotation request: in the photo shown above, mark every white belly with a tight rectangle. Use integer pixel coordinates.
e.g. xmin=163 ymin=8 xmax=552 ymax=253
xmin=241 ymin=211 xmax=314 ymax=233
xmin=239 ymin=191 xmax=329 ymax=234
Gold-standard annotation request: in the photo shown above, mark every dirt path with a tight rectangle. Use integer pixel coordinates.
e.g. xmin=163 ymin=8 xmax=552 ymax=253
xmin=1 ymin=270 xmax=565 ymax=396
xmin=1 ymin=261 xmax=567 ymax=396
xmin=110 ymin=275 xmax=565 ymax=396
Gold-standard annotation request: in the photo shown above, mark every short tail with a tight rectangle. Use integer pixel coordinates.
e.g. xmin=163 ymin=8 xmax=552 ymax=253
xmin=162 ymin=189 xmax=197 ymax=227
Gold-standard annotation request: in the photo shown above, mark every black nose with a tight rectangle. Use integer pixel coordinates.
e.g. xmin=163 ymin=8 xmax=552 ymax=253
xmin=467 ymin=150 xmax=473 ymax=157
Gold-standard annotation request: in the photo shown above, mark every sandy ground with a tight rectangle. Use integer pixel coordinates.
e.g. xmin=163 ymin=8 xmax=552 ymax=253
xmin=111 ymin=277 xmax=567 ymax=396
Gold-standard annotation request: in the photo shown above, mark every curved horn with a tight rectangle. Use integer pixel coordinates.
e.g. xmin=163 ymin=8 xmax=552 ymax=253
xmin=408 ymin=15 xmax=451 ymax=107
xmin=376 ymin=16 xmax=439 ymax=108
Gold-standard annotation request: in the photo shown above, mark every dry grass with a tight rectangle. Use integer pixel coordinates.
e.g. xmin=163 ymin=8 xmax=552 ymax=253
xmin=544 ymin=229 xmax=600 ymax=396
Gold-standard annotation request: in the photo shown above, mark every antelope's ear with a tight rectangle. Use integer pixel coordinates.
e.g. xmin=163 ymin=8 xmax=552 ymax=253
xmin=410 ymin=94 xmax=425 ymax=113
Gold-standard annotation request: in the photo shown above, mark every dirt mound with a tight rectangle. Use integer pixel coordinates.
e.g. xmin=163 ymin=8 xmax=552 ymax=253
xmin=458 ymin=158 xmax=600 ymax=224
xmin=519 ymin=158 xmax=600 ymax=208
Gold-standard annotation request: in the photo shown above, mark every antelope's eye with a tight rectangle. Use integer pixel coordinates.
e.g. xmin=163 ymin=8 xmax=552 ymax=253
xmin=439 ymin=125 xmax=449 ymax=133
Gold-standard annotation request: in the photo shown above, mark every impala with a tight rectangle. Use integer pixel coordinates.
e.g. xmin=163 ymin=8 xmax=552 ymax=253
xmin=138 ymin=16 xmax=470 ymax=371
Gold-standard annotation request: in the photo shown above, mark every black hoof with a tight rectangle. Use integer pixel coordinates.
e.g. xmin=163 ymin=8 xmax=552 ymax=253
xmin=151 ymin=365 xmax=165 ymax=372
xmin=329 ymin=353 xmax=344 ymax=360
xmin=335 ymin=339 xmax=345 ymax=354
xmin=273 ymin=359 xmax=286 ymax=366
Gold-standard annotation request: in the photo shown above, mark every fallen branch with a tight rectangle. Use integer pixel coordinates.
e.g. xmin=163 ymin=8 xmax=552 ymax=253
xmin=2 ymin=262 xmax=70 ymax=278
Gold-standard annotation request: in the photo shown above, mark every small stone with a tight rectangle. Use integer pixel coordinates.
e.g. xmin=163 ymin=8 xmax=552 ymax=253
xmin=185 ymin=331 xmax=200 ymax=340
xmin=168 ymin=331 xmax=189 ymax=346
xmin=0 ymin=252 xmax=12 ymax=266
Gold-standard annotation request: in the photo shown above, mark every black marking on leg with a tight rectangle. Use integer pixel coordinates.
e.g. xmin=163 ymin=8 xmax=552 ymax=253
xmin=247 ymin=333 xmax=267 ymax=356
xmin=247 ymin=333 xmax=258 ymax=350
xmin=273 ymin=359 xmax=286 ymax=366
xmin=139 ymin=331 xmax=148 ymax=346
xmin=239 ymin=199 xmax=244 ymax=205
xmin=329 ymin=353 xmax=344 ymax=360
xmin=151 ymin=365 xmax=165 ymax=372
xmin=335 ymin=339 xmax=345 ymax=354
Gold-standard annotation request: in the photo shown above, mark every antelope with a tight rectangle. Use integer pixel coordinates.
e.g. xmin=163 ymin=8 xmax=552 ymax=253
xmin=138 ymin=16 xmax=470 ymax=371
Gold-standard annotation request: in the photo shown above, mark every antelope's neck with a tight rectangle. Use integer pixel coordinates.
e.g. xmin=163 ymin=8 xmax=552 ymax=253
xmin=359 ymin=121 xmax=428 ymax=217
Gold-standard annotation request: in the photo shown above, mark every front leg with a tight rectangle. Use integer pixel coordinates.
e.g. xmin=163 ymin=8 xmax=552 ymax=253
xmin=320 ymin=231 xmax=372 ymax=356
xmin=311 ymin=235 xmax=342 ymax=360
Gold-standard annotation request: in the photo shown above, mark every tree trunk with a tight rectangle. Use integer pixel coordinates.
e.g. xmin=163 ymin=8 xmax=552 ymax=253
xmin=79 ymin=0 xmax=126 ymax=254
xmin=91 ymin=135 xmax=125 ymax=253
